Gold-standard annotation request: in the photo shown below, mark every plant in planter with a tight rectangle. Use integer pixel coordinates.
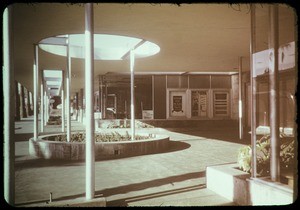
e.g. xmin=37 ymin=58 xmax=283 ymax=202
xmin=238 ymin=133 xmax=295 ymax=176
xmin=45 ymin=131 xmax=151 ymax=142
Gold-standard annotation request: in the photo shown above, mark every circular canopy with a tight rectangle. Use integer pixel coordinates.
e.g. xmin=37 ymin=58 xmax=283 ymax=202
xmin=39 ymin=34 xmax=160 ymax=60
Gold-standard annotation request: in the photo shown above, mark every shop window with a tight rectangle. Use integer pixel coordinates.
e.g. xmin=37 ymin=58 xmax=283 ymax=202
xmin=211 ymin=75 xmax=231 ymax=89
xmin=189 ymin=75 xmax=210 ymax=88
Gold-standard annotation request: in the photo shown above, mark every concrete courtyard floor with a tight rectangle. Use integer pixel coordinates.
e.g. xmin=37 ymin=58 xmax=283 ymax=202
xmin=14 ymin=116 xmax=251 ymax=207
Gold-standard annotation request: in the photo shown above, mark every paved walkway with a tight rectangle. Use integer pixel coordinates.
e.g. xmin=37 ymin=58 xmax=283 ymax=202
xmin=14 ymin=116 xmax=250 ymax=207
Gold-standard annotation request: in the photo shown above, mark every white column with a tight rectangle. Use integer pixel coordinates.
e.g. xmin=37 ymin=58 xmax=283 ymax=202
xmin=85 ymin=3 xmax=95 ymax=200
xmin=238 ymin=56 xmax=243 ymax=140
xmin=40 ymin=83 xmax=44 ymax=132
xmin=152 ymin=75 xmax=155 ymax=115
xmin=100 ymin=76 xmax=104 ymax=119
xmin=3 ymin=6 xmax=15 ymax=205
xmin=46 ymin=95 xmax=49 ymax=123
xmin=34 ymin=45 xmax=39 ymax=139
xmin=130 ymin=49 xmax=135 ymax=140
xmin=66 ymin=37 xmax=71 ymax=142
xmin=44 ymin=91 xmax=47 ymax=126
xmin=61 ymin=88 xmax=65 ymax=132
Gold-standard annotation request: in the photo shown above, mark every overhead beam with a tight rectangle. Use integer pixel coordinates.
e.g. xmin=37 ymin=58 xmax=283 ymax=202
xmin=39 ymin=37 xmax=67 ymax=46
xmin=121 ymin=39 xmax=146 ymax=60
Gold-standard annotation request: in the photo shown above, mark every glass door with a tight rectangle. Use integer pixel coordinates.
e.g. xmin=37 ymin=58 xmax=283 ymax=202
xmin=213 ymin=91 xmax=229 ymax=117
xmin=191 ymin=90 xmax=208 ymax=118
xmin=169 ymin=91 xmax=187 ymax=117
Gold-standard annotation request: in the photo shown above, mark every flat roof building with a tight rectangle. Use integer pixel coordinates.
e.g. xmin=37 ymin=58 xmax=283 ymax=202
xmin=3 ymin=3 xmax=297 ymax=206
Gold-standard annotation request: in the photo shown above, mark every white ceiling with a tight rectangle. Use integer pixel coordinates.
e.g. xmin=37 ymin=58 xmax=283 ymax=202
xmin=10 ymin=3 xmax=295 ymax=96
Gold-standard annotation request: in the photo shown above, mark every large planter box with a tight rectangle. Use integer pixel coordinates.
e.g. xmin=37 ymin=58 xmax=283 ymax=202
xmin=206 ymin=163 xmax=250 ymax=205
xmin=29 ymin=132 xmax=169 ymax=160
xmin=206 ymin=163 xmax=294 ymax=205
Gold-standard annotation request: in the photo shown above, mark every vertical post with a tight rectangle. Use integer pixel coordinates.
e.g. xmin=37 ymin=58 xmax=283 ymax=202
xmin=75 ymin=92 xmax=79 ymax=120
xmin=85 ymin=3 xmax=95 ymax=200
xmin=19 ymin=84 xmax=23 ymax=118
xmin=238 ymin=56 xmax=243 ymax=140
xmin=124 ymin=100 xmax=127 ymax=119
xmin=98 ymin=75 xmax=101 ymax=112
xmin=27 ymin=89 xmax=32 ymax=116
xmin=130 ymin=49 xmax=135 ymax=140
xmin=78 ymin=89 xmax=82 ymax=122
xmin=269 ymin=5 xmax=280 ymax=182
xmin=44 ymin=91 xmax=47 ymax=126
xmin=100 ymin=76 xmax=104 ymax=119
xmin=61 ymin=75 xmax=65 ymax=132
xmin=21 ymin=85 xmax=27 ymax=118
xmin=80 ymin=88 xmax=84 ymax=122
xmin=46 ymin=95 xmax=49 ymax=124
xmin=33 ymin=44 xmax=39 ymax=139
xmin=152 ymin=75 xmax=155 ymax=114
xmin=104 ymin=83 xmax=107 ymax=119
xmin=3 ymin=6 xmax=15 ymax=205
xmin=66 ymin=36 xmax=71 ymax=142
xmin=40 ymin=82 xmax=44 ymax=132
xmin=250 ymin=4 xmax=257 ymax=178
xmin=15 ymin=81 xmax=21 ymax=121
xmin=43 ymin=90 xmax=48 ymax=126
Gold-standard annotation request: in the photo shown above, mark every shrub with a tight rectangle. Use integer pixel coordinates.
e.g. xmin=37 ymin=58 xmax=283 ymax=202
xmin=237 ymin=133 xmax=295 ymax=176
xmin=45 ymin=131 xmax=151 ymax=142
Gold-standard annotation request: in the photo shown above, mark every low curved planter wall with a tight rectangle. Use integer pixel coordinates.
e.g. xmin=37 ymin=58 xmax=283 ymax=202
xmin=29 ymin=132 xmax=169 ymax=160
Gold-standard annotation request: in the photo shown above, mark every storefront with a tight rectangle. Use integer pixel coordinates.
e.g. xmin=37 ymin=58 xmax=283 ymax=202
xmin=94 ymin=73 xmax=236 ymax=121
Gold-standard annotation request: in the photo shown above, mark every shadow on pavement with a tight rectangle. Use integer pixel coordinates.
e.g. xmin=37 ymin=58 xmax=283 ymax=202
xmin=167 ymin=127 xmax=251 ymax=145
xmin=52 ymin=171 xmax=206 ymax=206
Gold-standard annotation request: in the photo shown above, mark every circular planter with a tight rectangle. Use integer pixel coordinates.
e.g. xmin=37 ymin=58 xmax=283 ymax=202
xmin=29 ymin=132 xmax=169 ymax=160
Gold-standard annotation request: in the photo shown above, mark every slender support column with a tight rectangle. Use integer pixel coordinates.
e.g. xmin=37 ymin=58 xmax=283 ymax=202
xmin=44 ymin=91 xmax=47 ymax=126
xmin=66 ymin=37 xmax=71 ymax=142
xmin=78 ymin=90 xmax=81 ymax=122
xmin=75 ymin=92 xmax=79 ymax=120
xmin=98 ymin=75 xmax=101 ymax=112
xmin=104 ymin=83 xmax=107 ymax=119
xmin=80 ymin=88 xmax=84 ymax=122
xmin=3 ymin=7 xmax=15 ymax=205
xmin=130 ymin=50 xmax=135 ymax=140
xmin=250 ymin=4 xmax=257 ymax=178
xmin=269 ymin=5 xmax=280 ymax=182
xmin=238 ymin=56 xmax=243 ymax=140
xmin=27 ymin=89 xmax=32 ymax=116
xmin=21 ymin=85 xmax=27 ymax=118
xmin=40 ymin=83 xmax=44 ymax=132
xmin=100 ymin=76 xmax=104 ymax=119
xmin=85 ymin=3 xmax=95 ymax=200
xmin=18 ymin=84 xmax=23 ymax=118
xmin=25 ymin=88 xmax=29 ymax=116
xmin=152 ymin=75 xmax=155 ymax=113
xmin=46 ymin=95 xmax=49 ymax=123
xmin=29 ymin=91 xmax=33 ymax=116
xmin=61 ymin=88 xmax=65 ymax=132
xmin=33 ymin=44 xmax=39 ymax=139
xmin=15 ymin=81 xmax=21 ymax=120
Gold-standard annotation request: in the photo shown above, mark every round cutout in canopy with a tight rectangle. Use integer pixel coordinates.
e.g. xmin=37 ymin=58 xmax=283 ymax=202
xmin=39 ymin=34 xmax=160 ymax=60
